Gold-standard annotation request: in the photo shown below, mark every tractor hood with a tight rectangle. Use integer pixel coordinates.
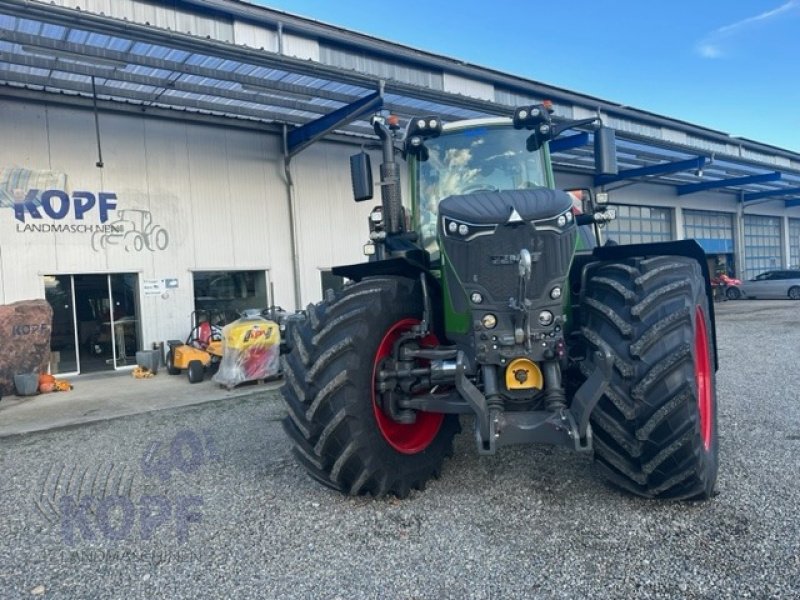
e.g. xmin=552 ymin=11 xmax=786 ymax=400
xmin=438 ymin=188 xmax=573 ymax=225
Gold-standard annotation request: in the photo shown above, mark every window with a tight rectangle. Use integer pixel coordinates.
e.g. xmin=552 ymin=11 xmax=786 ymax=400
xmin=789 ymin=219 xmax=800 ymax=269
xmin=416 ymin=125 xmax=548 ymax=260
xmin=684 ymin=210 xmax=735 ymax=254
xmin=743 ymin=215 xmax=782 ymax=280
xmin=193 ymin=270 xmax=267 ymax=324
xmin=604 ymin=205 xmax=672 ymax=244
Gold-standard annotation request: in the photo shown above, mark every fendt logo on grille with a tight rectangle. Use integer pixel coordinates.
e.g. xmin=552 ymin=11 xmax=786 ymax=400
xmin=489 ymin=255 xmax=521 ymax=265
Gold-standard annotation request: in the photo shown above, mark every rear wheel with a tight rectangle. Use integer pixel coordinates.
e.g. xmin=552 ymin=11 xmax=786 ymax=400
xmin=280 ymin=276 xmax=460 ymax=498
xmin=581 ymin=256 xmax=718 ymax=500
xmin=166 ymin=350 xmax=180 ymax=375
xmin=788 ymin=286 xmax=800 ymax=300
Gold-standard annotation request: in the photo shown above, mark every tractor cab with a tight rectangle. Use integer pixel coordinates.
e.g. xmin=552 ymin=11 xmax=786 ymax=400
xmin=409 ymin=118 xmax=552 ymax=261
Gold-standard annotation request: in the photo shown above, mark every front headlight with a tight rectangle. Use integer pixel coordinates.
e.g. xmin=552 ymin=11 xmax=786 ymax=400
xmin=442 ymin=216 xmax=495 ymax=240
xmin=482 ymin=314 xmax=497 ymax=329
xmin=532 ymin=209 xmax=575 ymax=232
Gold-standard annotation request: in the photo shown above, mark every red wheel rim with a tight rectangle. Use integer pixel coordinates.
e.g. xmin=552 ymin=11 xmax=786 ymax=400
xmin=372 ymin=318 xmax=444 ymax=454
xmin=694 ymin=306 xmax=713 ymax=451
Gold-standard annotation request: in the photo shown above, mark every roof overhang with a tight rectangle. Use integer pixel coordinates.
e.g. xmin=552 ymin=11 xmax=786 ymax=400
xmin=1 ymin=0 xmax=800 ymax=207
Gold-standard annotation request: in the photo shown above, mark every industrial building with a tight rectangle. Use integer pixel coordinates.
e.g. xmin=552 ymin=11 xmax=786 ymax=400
xmin=1 ymin=0 xmax=799 ymax=375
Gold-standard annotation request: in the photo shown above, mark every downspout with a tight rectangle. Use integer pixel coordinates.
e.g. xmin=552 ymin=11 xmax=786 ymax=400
xmin=282 ymin=123 xmax=303 ymax=310
xmin=782 ymin=215 xmax=791 ymax=269
xmin=736 ymin=191 xmax=747 ymax=279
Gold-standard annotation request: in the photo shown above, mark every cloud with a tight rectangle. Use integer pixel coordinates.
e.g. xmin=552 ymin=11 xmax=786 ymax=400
xmin=695 ymin=1 xmax=800 ymax=59
xmin=697 ymin=43 xmax=722 ymax=59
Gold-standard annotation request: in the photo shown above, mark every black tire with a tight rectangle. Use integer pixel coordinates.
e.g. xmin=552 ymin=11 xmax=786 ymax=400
xmin=166 ymin=350 xmax=181 ymax=375
xmin=580 ymin=256 xmax=718 ymax=500
xmin=187 ymin=360 xmax=205 ymax=384
xmin=280 ymin=276 xmax=460 ymax=498
xmin=726 ymin=286 xmax=741 ymax=301
xmin=788 ymin=286 xmax=800 ymax=300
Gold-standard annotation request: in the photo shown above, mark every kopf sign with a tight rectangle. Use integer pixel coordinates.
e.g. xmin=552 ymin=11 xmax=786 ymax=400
xmin=14 ymin=190 xmax=117 ymax=223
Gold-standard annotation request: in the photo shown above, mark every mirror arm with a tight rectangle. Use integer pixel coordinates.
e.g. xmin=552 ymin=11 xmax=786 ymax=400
xmin=372 ymin=119 xmax=396 ymax=165
xmin=552 ymin=116 xmax=601 ymax=138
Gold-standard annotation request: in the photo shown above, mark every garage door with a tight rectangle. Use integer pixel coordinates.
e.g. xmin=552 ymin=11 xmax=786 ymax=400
xmin=603 ymin=205 xmax=672 ymax=245
xmin=789 ymin=218 xmax=800 ymax=269
xmin=683 ymin=210 xmax=735 ymax=254
xmin=743 ymin=215 xmax=782 ymax=280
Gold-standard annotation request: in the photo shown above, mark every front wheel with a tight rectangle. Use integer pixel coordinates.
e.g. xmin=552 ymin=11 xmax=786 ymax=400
xmin=788 ymin=286 xmax=800 ymax=300
xmin=726 ymin=286 xmax=741 ymax=300
xmin=280 ymin=276 xmax=460 ymax=498
xmin=581 ymin=256 xmax=718 ymax=500
xmin=187 ymin=360 xmax=204 ymax=384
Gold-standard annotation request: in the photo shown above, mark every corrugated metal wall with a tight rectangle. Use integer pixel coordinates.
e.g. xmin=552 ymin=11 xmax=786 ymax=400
xmin=46 ymin=0 xmax=236 ymax=43
xmin=291 ymin=142 xmax=377 ymax=303
xmin=0 ymin=98 xmax=373 ymax=346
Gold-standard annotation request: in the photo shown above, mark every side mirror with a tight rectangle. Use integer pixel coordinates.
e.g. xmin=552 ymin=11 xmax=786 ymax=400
xmin=566 ymin=189 xmax=593 ymax=214
xmin=594 ymin=126 xmax=618 ymax=176
xmin=566 ymin=189 xmax=610 ymax=214
xmin=349 ymin=152 xmax=373 ymax=202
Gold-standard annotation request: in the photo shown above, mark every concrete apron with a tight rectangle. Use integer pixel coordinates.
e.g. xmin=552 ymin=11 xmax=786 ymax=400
xmin=0 ymin=370 xmax=283 ymax=438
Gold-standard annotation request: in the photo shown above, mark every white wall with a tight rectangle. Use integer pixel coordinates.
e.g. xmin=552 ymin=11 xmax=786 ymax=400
xmin=0 ymin=99 xmax=374 ymax=349
xmin=291 ymin=142 xmax=380 ymax=304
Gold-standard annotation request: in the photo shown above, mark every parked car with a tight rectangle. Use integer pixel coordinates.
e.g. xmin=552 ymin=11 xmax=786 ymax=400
xmin=726 ymin=270 xmax=800 ymax=300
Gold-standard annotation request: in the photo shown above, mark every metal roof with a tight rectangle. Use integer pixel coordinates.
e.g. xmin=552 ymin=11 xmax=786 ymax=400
xmin=2 ymin=0 xmax=800 ymax=207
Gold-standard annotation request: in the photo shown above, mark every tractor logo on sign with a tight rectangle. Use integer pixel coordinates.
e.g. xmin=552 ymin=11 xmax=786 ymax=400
xmin=91 ymin=209 xmax=170 ymax=252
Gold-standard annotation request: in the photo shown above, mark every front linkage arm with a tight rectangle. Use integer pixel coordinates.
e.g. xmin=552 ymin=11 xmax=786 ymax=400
xmin=451 ymin=348 xmax=613 ymax=455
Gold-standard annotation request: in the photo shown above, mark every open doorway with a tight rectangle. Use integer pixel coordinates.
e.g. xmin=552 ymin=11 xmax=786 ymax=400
xmin=44 ymin=273 xmax=141 ymax=374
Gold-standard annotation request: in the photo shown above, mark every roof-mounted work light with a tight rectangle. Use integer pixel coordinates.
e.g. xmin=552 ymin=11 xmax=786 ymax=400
xmin=403 ymin=115 xmax=443 ymax=160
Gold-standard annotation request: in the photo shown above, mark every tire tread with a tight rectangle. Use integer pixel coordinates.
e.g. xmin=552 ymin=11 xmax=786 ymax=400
xmin=279 ymin=276 xmax=458 ymax=498
xmin=582 ymin=256 xmax=718 ymax=500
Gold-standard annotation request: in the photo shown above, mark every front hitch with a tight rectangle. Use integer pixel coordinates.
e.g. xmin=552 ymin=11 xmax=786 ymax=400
xmin=453 ymin=349 xmax=614 ymax=454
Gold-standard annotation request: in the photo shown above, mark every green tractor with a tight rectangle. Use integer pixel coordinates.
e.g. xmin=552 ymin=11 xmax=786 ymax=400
xmin=281 ymin=104 xmax=718 ymax=500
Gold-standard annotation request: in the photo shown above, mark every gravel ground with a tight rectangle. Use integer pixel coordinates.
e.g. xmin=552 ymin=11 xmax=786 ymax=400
xmin=1 ymin=299 xmax=799 ymax=599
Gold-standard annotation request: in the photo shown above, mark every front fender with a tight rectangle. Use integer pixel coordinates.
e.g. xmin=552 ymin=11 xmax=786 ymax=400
xmin=571 ymin=240 xmax=718 ymax=371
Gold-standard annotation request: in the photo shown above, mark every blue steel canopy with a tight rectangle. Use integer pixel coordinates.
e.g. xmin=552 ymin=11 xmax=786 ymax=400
xmin=2 ymin=0 xmax=800 ymax=207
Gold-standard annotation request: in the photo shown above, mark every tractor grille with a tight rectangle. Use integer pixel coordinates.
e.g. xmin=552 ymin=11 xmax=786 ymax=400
xmin=443 ymin=221 xmax=576 ymax=306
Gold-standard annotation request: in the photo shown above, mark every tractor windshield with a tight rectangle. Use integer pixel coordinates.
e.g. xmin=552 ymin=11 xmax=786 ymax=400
xmin=416 ymin=124 xmax=549 ymax=260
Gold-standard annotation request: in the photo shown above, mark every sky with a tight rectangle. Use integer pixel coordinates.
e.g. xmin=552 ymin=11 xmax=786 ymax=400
xmin=253 ymin=0 xmax=800 ymax=152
